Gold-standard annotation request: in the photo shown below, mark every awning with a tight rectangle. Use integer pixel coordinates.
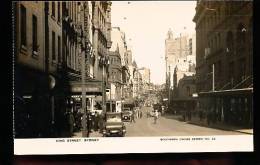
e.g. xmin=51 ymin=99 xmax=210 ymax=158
xmin=69 ymin=80 xmax=103 ymax=95
xmin=199 ymin=88 xmax=253 ymax=97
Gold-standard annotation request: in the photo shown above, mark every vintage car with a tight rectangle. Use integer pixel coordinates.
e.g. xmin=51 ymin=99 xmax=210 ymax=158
xmin=102 ymin=112 xmax=126 ymax=137
xmin=122 ymin=110 xmax=132 ymax=122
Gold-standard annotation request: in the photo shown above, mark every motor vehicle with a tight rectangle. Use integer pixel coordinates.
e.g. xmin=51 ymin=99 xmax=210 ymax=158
xmin=122 ymin=110 xmax=132 ymax=122
xmin=102 ymin=112 xmax=126 ymax=137
xmin=153 ymin=103 xmax=162 ymax=113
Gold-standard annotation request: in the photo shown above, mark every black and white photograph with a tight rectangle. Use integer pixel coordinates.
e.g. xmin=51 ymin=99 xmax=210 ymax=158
xmin=13 ymin=1 xmax=253 ymax=154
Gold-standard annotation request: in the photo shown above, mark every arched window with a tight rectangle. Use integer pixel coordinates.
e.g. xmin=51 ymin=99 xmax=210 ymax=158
xmin=186 ymin=86 xmax=191 ymax=96
xmin=226 ymin=31 xmax=234 ymax=54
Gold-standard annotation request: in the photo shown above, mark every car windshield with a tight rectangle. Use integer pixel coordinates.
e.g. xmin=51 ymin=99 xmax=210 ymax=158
xmin=106 ymin=115 xmax=122 ymax=122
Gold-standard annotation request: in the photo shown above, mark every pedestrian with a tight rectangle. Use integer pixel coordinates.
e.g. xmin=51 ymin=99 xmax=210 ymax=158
xmin=93 ymin=111 xmax=99 ymax=131
xmin=140 ymin=111 xmax=142 ymax=118
xmin=131 ymin=111 xmax=135 ymax=123
xmin=154 ymin=110 xmax=159 ymax=124
xmin=87 ymin=111 xmax=92 ymax=133
xmin=68 ymin=111 xmax=75 ymax=137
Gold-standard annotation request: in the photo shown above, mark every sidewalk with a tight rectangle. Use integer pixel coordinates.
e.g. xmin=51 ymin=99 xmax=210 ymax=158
xmin=72 ymin=130 xmax=103 ymax=138
xmin=187 ymin=116 xmax=253 ymax=135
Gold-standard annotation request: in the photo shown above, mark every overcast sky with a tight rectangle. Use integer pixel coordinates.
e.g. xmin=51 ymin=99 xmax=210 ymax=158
xmin=111 ymin=1 xmax=196 ymax=85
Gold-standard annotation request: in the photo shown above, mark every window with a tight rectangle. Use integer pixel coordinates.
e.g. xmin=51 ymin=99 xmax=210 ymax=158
xmin=21 ymin=5 xmax=26 ymax=46
xmin=52 ymin=31 xmax=56 ymax=61
xmin=226 ymin=31 xmax=234 ymax=53
xmin=229 ymin=62 xmax=234 ymax=86
xmin=58 ymin=36 xmax=61 ymax=63
xmin=58 ymin=2 xmax=60 ymax=22
xmin=32 ymin=15 xmax=38 ymax=53
xmin=237 ymin=23 xmax=246 ymax=46
xmin=186 ymin=86 xmax=191 ymax=96
xmin=52 ymin=2 xmax=55 ymax=17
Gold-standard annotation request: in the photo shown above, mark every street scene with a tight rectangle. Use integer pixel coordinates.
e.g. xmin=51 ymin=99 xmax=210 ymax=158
xmin=14 ymin=1 xmax=253 ymax=139
xmin=73 ymin=105 xmax=243 ymax=138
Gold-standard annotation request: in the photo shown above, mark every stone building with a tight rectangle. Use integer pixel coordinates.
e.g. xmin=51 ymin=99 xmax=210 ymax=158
xmin=108 ymin=44 xmax=123 ymax=111
xmin=139 ymin=67 xmax=151 ymax=95
xmin=14 ymin=1 xmax=68 ymax=138
xmin=14 ymin=1 xmax=112 ymax=137
xmin=110 ymin=27 xmax=132 ymax=100
xmin=193 ymin=1 xmax=253 ymax=127
xmin=14 ymin=2 xmax=50 ymax=138
xmin=165 ymin=28 xmax=189 ymax=88
xmin=193 ymin=1 xmax=253 ymax=92
xmin=92 ymin=1 xmax=112 ymax=81
xmin=177 ymin=75 xmax=196 ymax=98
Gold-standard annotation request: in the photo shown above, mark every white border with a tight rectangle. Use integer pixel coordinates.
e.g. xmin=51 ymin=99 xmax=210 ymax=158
xmin=14 ymin=135 xmax=253 ymax=155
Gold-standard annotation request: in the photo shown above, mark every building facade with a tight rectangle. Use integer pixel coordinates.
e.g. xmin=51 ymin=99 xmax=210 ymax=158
xmin=193 ymin=1 xmax=253 ymax=92
xmin=110 ymin=27 xmax=132 ymax=101
xmin=14 ymin=1 xmax=112 ymax=138
xmin=165 ymin=29 xmax=189 ymax=88
xmin=193 ymin=0 xmax=253 ymax=127
xmin=108 ymin=45 xmax=122 ymax=111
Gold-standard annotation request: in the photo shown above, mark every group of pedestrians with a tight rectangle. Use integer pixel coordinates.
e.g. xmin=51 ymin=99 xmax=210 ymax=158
xmin=130 ymin=107 xmax=143 ymax=123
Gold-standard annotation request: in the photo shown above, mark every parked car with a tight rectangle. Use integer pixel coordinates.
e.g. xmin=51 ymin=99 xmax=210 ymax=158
xmin=122 ymin=110 xmax=132 ymax=122
xmin=102 ymin=112 xmax=126 ymax=137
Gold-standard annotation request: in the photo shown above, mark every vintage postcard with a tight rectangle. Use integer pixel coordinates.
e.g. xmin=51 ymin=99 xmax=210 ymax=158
xmin=13 ymin=1 xmax=253 ymax=155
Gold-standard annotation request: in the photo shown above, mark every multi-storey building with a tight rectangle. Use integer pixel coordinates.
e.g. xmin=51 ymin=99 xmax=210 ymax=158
xmin=139 ymin=67 xmax=151 ymax=95
xmin=108 ymin=43 xmax=123 ymax=111
xmin=14 ymin=1 xmax=67 ymax=138
xmin=92 ymin=1 xmax=111 ymax=80
xmin=193 ymin=1 xmax=252 ymax=92
xmin=14 ymin=1 xmax=112 ymax=137
xmin=14 ymin=2 xmax=49 ymax=138
xmin=165 ymin=29 xmax=189 ymax=88
xmin=110 ymin=27 xmax=132 ymax=101
xmin=193 ymin=0 xmax=253 ymax=126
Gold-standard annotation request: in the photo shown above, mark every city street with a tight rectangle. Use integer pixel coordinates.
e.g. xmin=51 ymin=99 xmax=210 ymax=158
xmin=73 ymin=106 xmax=244 ymax=138
xmin=124 ymin=106 xmax=243 ymax=137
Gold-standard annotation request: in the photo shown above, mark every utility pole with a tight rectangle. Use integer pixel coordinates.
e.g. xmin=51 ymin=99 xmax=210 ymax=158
xmin=137 ymin=71 xmax=139 ymax=98
xmin=212 ymin=63 xmax=215 ymax=91
xmin=110 ymin=81 xmax=112 ymax=112
xmin=168 ymin=65 xmax=171 ymax=107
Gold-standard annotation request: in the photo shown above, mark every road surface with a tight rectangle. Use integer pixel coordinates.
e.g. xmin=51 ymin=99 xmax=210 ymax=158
xmin=124 ymin=106 xmax=242 ymax=137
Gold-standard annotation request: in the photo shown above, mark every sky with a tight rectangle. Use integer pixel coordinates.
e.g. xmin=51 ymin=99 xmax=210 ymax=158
xmin=111 ymin=1 xmax=196 ymax=85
